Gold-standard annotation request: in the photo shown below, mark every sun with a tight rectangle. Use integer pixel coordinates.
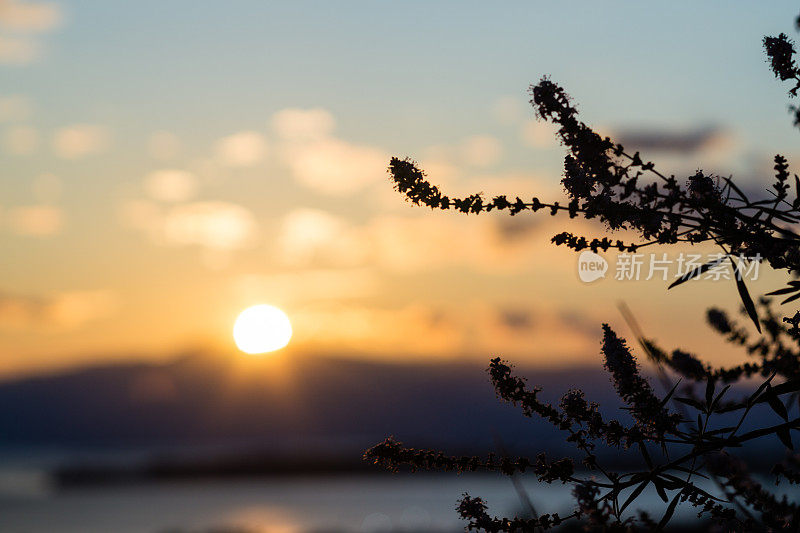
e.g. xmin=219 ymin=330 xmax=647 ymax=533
xmin=233 ymin=304 xmax=293 ymax=354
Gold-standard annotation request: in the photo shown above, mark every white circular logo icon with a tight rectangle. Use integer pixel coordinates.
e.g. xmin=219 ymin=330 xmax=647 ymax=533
xmin=578 ymin=251 xmax=608 ymax=283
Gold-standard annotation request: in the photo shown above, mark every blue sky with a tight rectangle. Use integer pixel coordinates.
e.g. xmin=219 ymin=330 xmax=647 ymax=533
xmin=10 ymin=1 xmax=799 ymax=145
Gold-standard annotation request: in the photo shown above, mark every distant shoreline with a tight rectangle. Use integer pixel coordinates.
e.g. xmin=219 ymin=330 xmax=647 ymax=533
xmin=52 ymin=449 xmax=782 ymax=488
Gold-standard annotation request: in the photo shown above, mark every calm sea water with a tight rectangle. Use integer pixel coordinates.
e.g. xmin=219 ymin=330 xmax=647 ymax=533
xmin=0 ymin=470 xmax=788 ymax=532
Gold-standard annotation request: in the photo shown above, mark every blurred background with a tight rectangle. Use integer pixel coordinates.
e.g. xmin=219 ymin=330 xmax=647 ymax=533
xmin=1 ymin=1 xmax=800 ymax=531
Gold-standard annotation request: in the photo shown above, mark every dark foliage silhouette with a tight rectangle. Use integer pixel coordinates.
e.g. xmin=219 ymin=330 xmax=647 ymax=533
xmin=365 ymin=11 xmax=800 ymax=533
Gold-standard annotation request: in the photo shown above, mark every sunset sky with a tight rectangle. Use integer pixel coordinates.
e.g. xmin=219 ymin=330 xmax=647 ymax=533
xmin=1 ymin=1 xmax=799 ymax=376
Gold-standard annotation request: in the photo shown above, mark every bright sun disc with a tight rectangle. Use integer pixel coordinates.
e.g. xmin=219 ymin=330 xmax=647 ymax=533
xmin=233 ymin=304 xmax=293 ymax=354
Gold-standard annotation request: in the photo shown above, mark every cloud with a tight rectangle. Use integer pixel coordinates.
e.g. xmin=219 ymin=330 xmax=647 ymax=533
xmin=270 ymin=107 xmax=389 ymax=196
xmin=143 ymin=169 xmax=197 ymax=203
xmin=2 ymin=124 xmax=36 ymax=154
xmin=163 ymin=202 xmax=256 ymax=250
xmin=481 ymin=303 xmax=600 ymax=360
xmin=0 ymin=0 xmax=61 ymax=33
xmin=162 ymin=201 xmax=256 ymax=251
xmin=215 ymin=131 xmax=267 ymax=167
xmin=53 ymin=125 xmax=109 ymax=159
xmin=611 ymin=125 xmax=732 ymax=154
xmin=272 ymin=108 xmax=335 ymax=141
xmin=121 ymin=199 xmax=257 ymax=257
xmin=277 ymin=208 xmax=367 ymax=267
xmin=493 ymin=214 xmax=542 ymax=243
xmin=6 ymin=204 xmax=62 ymax=235
xmin=558 ymin=310 xmax=601 ymax=340
xmin=498 ymin=308 xmax=534 ymax=331
xmin=0 ymin=289 xmax=116 ymax=331
xmin=275 ymin=204 xmax=573 ymax=274
xmin=0 ymin=1 xmax=61 ymax=65
xmin=147 ymin=131 xmax=181 ymax=160
xmin=284 ymin=137 xmax=387 ymax=195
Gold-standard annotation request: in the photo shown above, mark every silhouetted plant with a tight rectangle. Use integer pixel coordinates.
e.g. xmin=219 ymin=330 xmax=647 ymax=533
xmin=365 ymin=11 xmax=800 ymax=533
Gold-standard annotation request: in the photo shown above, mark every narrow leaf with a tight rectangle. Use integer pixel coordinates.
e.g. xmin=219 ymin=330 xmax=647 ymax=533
xmin=639 ymin=441 xmax=653 ymax=470
xmin=657 ymin=491 xmax=682 ymax=531
xmin=654 ymin=479 xmax=668 ymax=503
xmin=671 ymin=466 xmax=710 ymax=479
xmin=660 ymin=378 xmax=682 ymax=408
xmin=751 ymin=372 xmax=778 ymax=406
xmin=794 ymin=174 xmax=800 ymax=208
xmin=716 ymin=402 xmax=749 ymax=414
xmin=766 ymin=286 xmax=800 ymax=296
xmin=620 ymin=479 xmax=649 ymax=515
xmin=777 ymin=426 xmax=794 ymax=450
xmin=705 ymin=426 xmax=738 ymax=436
xmin=731 ymin=257 xmax=761 ymax=333
xmin=705 ymin=378 xmax=715 ymax=408
xmin=782 ymin=292 xmax=800 ymax=305
xmin=711 ymin=385 xmax=732 ymax=412
xmin=658 ymin=477 xmax=683 ymax=491
xmin=767 ymin=385 xmax=789 ymax=421
xmin=723 ymin=176 xmax=748 ymax=202
xmin=674 ymin=397 xmax=704 ymax=410
xmin=668 ymin=256 xmax=726 ymax=289
xmin=772 ymin=379 xmax=800 ymax=396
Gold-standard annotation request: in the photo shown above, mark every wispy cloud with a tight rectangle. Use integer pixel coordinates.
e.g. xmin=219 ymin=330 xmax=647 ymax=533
xmin=612 ymin=125 xmax=732 ymax=154
xmin=271 ymin=107 xmax=334 ymax=141
xmin=283 ymin=137 xmax=387 ymax=196
xmin=215 ymin=131 xmax=267 ymax=168
xmin=52 ymin=124 xmax=109 ymax=159
xmin=0 ymin=0 xmax=61 ymax=32
xmin=143 ymin=169 xmax=197 ymax=203
xmin=163 ymin=201 xmax=255 ymax=250
xmin=122 ymin=200 xmax=257 ymax=253
xmin=278 ymin=208 xmax=367 ymax=267
xmin=0 ymin=0 xmax=62 ymax=65
xmin=276 ymin=205 xmax=584 ymax=274
xmin=273 ymin=107 xmax=388 ymax=196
